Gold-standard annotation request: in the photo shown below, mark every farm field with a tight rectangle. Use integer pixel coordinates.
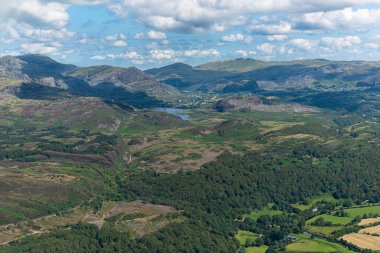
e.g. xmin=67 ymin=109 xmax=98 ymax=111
xmin=285 ymin=234 xmax=354 ymax=253
xmin=359 ymin=225 xmax=380 ymax=234
xmin=345 ymin=205 xmax=380 ymax=217
xmin=306 ymin=204 xmax=380 ymax=238
xmin=306 ymin=225 xmax=345 ymax=236
xmin=359 ymin=217 xmax=380 ymax=226
xmin=341 ymin=233 xmax=380 ymax=251
xmin=307 ymin=214 xmax=353 ymax=226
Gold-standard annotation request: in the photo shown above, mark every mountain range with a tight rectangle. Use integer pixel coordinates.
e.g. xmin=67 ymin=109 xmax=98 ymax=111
xmin=1 ymin=54 xmax=380 ymax=111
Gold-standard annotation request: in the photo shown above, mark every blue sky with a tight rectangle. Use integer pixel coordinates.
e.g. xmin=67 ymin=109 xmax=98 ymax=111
xmin=1 ymin=1 xmax=380 ymax=69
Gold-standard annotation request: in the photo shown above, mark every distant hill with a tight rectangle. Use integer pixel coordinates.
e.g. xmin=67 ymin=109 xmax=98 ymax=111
xmin=147 ymin=58 xmax=380 ymax=92
xmin=0 ymin=54 xmax=180 ymax=108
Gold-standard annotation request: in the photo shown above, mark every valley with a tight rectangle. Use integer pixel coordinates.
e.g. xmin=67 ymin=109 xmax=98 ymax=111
xmin=0 ymin=55 xmax=380 ymax=252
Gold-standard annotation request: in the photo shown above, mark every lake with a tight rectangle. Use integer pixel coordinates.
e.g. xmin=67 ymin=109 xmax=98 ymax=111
xmin=153 ymin=107 xmax=190 ymax=120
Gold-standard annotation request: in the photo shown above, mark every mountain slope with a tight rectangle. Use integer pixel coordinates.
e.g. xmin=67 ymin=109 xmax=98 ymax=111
xmin=0 ymin=55 xmax=180 ymax=108
xmin=147 ymin=58 xmax=380 ymax=92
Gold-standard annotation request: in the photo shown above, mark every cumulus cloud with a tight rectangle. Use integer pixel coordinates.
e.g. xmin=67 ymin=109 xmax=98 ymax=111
xmin=295 ymin=8 xmax=380 ymax=31
xmin=149 ymin=48 xmax=220 ymax=60
xmin=147 ymin=31 xmax=167 ymax=40
xmin=235 ymin=50 xmax=256 ymax=57
xmin=90 ymin=55 xmax=106 ymax=60
xmin=2 ymin=0 xmax=380 ymax=66
xmin=321 ymin=36 xmax=361 ymax=48
xmin=107 ymin=51 xmax=145 ymax=64
xmin=106 ymin=33 xmax=127 ymax=41
xmin=150 ymin=49 xmax=177 ymax=60
xmin=21 ymin=43 xmax=60 ymax=54
xmin=366 ymin=42 xmax=380 ymax=49
xmin=267 ymin=35 xmax=288 ymax=41
xmin=113 ymin=40 xmax=127 ymax=47
xmin=108 ymin=0 xmax=380 ymax=32
xmin=290 ymin=38 xmax=318 ymax=51
xmin=183 ymin=49 xmax=221 ymax=57
xmin=248 ymin=22 xmax=292 ymax=35
xmin=221 ymin=33 xmax=252 ymax=44
xmin=257 ymin=43 xmax=274 ymax=54
xmin=134 ymin=31 xmax=167 ymax=40
xmin=0 ymin=1 xmax=69 ymax=41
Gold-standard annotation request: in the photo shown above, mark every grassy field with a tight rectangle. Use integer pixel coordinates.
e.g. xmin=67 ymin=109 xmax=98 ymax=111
xmin=307 ymin=214 xmax=353 ymax=225
xmin=246 ymin=246 xmax=269 ymax=253
xmin=292 ymin=195 xmax=339 ymax=211
xmin=235 ymin=230 xmax=259 ymax=245
xmin=244 ymin=209 xmax=283 ymax=220
xmin=305 ymin=225 xmax=345 ymax=236
xmin=305 ymin=203 xmax=380 ymax=238
xmin=345 ymin=205 xmax=380 ymax=217
xmin=285 ymin=234 xmax=354 ymax=253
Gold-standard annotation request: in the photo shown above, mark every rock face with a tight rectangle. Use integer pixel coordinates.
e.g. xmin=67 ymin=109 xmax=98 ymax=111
xmin=0 ymin=56 xmax=30 ymax=81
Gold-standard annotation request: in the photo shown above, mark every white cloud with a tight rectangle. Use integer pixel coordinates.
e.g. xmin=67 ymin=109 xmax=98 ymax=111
xmin=321 ymin=36 xmax=361 ymax=48
xmin=108 ymin=51 xmax=145 ymax=64
xmin=183 ymin=49 xmax=221 ymax=57
xmin=150 ymin=49 xmax=177 ymax=60
xmin=148 ymin=48 xmax=221 ymax=60
xmin=21 ymin=43 xmax=60 ymax=55
xmin=134 ymin=31 xmax=167 ymax=40
xmin=221 ymin=33 xmax=252 ymax=44
xmin=249 ymin=22 xmax=292 ymax=35
xmin=267 ymin=35 xmax=288 ymax=41
xmin=113 ymin=40 xmax=127 ymax=47
xmin=134 ymin=32 xmax=145 ymax=39
xmin=296 ymin=8 xmax=380 ymax=31
xmin=147 ymin=30 xmax=167 ymax=40
xmin=279 ymin=46 xmax=294 ymax=55
xmin=235 ymin=50 xmax=256 ymax=57
xmin=290 ymin=38 xmax=318 ymax=51
xmin=257 ymin=43 xmax=274 ymax=54
xmin=90 ymin=55 xmax=106 ymax=60
xmin=366 ymin=42 xmax=380 ymax=49
xmin=106 ymin=33 xmax=127 ymax=41
xmin=108 ymin=1 xmax=380 ymax=32
xmin=0 ymin=1 xmax=69 ymax=40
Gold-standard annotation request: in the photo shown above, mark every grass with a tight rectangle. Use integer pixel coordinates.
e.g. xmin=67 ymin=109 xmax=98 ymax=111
xmin=307 ymin=214 xmax=353 ymax=225
xmin=244 ymin=210 xmax=283 ymax=220
xmin=292 ymin=194 xmax=338 ymax=211
xmin=306 ymin=204 xmax=380 ymax=237
xmin=235 ymin=230 xmax=259 ymax=245
xmin=345 ymin=205 xmax=380 ymax=217
xmin=305 ymin=225 xmax=345 ymax=236
xmin=285 ymin=234 xmax=354 ymax=253
xmin=246 ymin=246 xmax=269 ymax=253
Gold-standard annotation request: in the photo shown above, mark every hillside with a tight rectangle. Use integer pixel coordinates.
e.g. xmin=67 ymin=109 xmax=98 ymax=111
xmin=0 ymin=55 xmax=180 ymax=108
xmin=147 ymin=58 xmax=380 ymax=92
xmin=0 ymin=56 xmax=380 ymax=252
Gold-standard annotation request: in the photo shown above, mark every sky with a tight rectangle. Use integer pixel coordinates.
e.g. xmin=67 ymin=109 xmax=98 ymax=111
xmin=1 ymin=1 xmax=380 ymax=69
